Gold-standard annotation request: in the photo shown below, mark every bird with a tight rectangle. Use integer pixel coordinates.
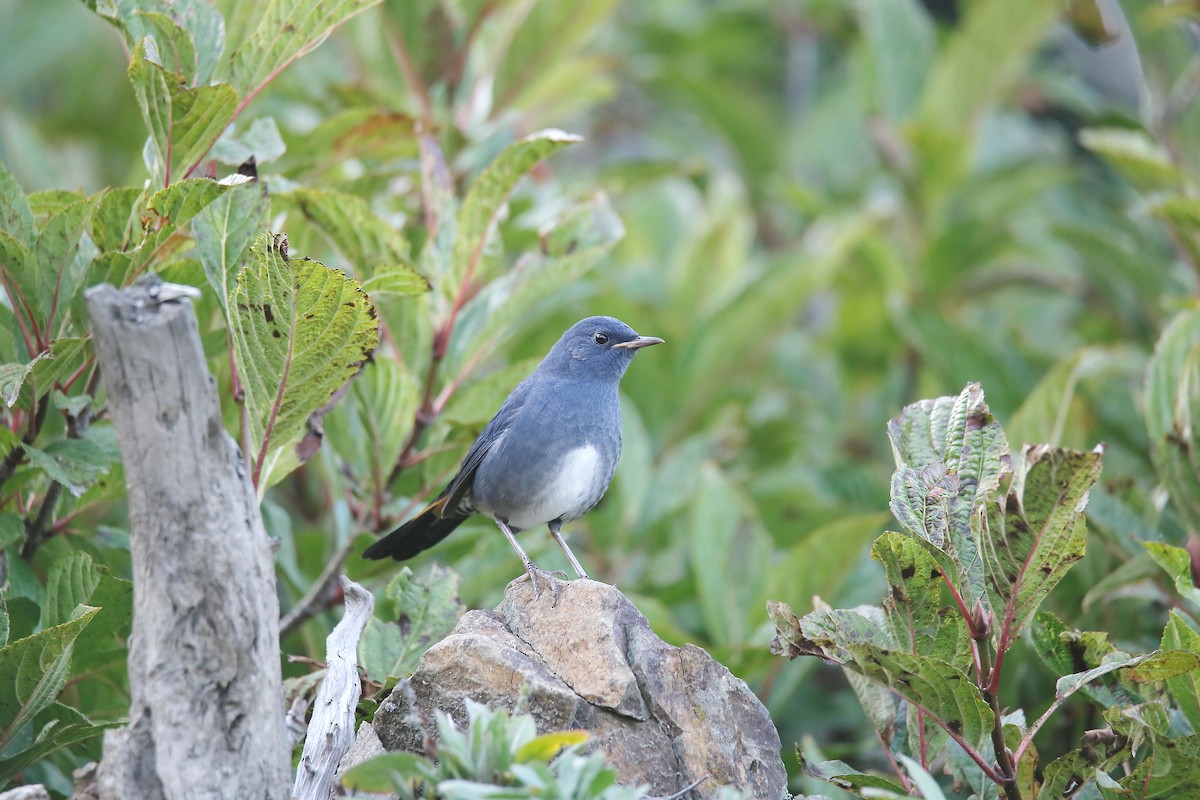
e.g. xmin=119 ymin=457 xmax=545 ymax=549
xmin=363 ymin=316 xmax=663 ymax=598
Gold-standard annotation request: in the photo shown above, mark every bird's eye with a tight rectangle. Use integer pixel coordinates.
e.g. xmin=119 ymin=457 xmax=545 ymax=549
xmin=593 ymin=332 xmax=609 ymax=345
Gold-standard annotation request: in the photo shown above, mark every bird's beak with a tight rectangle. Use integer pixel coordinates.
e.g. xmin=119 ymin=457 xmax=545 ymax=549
xmin=613 ymin=335 xmax=664 ymax=350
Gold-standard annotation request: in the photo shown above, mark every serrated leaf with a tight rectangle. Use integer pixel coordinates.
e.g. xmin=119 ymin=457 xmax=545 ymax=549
xmin=146 ymin=177 xmax=233 ymax=229
xmin=359 ymin=265 xmax=430 ymax=298
xmin=83 ymin=0 xmax=225 ymax=85
xmin=40 ymin=551 xmax=133 ymax=678
xmin=0 ymin=606 xmax=99 ymax=763
xmin=22 ymin=436 xmax=114 ymax=497
xmin=91 ymin=187 xmax=144 ymax=253
xmin=358 ymin=564 xmax=464 ymax=684
xmin=448 ymin=129 xmax=582 ymax=287
xmin=1146 ymin=542 xmax=1200 ymax=611
xmin=288 ymin=188 xmax=410 ymax=274
xmin=985 ymin=445 xmax=1102 ymax=648
xmin=194 ymin=179 xmax=269 ymax=314
xmin=887 ymin=383 xmax=1008 ymax=615
xmin=0 ymin=160 xmax=33 ymax=245
xmin=129 ymin=38 xmax=238 ymax=184
xmin=225 ymin=0 xmax=381 ymax=97
xmin=230 ymin=233 xmax=379 ymax=486
xmin=34 ymin=199 xmax=95 ymax=331
xmin=25 ymin=338 xmax=89 ymax=401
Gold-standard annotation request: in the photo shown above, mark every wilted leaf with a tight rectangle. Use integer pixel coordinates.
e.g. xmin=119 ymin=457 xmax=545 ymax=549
xmin=985 ymin=445 xmax=1103 ymax=648
xmin=229 ymin=233 xmax=379 ymax=487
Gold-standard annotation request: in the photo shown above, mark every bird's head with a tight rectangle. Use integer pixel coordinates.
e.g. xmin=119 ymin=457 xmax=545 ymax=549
xmin=542 ymin=316 xmax=663 ymax=379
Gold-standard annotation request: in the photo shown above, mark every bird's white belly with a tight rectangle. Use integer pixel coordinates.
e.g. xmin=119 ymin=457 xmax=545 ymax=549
xmin=495 ymin=444 xmax=605 ymax=530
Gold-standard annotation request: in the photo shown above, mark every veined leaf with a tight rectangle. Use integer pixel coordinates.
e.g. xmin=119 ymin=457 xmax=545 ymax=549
xmin=0 ymin=606 xmax=99 ymax=763
xmin=0 ymin=701 xmax=120 ymax=787
xmin=324 ymin=358 xmax=418 ymax=497
xmin=39 ymin=551 xmax=133 ymax=678
xmin=0 ymin=160 xmax=33 ymax=245
xmin=288 ymin=187 xmax=409 ymax=273
xmin=1162 ymin=612 xmax=1200 ymax=741
xmin=771 ymin=601 xmax=995 ymax=753
xmin=82 ymin=0 xmax=225 ymax=86
xmin=357 ymin=564 xmax=464 ymax=684
xmin=194 ymin=179 xmax=269 ymax=314
xmin=129 ymin=38 xmax=238 ymax=184
xmin=22 ymin=435 xmax=115 ymax=497
xmin=91 ymin=187 xmax=144 ymax=253
xmin=359 ymin=265 xmax=429 ymax=299
xmin=0 ymin=351 xmax=51 ymax=407
xmin=447 ymin=129 xmax=581 ymax=287
xmin=985 ymin=445 xmax=1103 ymax=649
xmin=225 ymin=0 xmax=381 ymax=97
xmin=229 ymin=233 xmax=379 ymax=488
xmin=887 ymin=383 xmax=1008 ymax=615
xmin=0 ymin=512 xmax=22 ymax=551
xmin=1146 ymin=542 xmax=1200 ymax=611
xmin=1145 ymin=310 xmax=1200 ymax=537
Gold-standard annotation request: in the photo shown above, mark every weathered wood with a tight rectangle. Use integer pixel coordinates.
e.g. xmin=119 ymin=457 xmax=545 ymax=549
xmin=292 ymin=576 xmax=374 ymax=800
xmin=86 ymin=278 xmax=289 ymax=800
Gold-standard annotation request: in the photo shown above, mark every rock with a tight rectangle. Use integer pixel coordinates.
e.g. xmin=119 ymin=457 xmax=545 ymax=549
xmin=371 ymin=579 xmax=788 ymax=799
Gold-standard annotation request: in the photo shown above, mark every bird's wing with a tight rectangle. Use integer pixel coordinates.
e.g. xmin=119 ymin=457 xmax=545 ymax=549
xmin=438 ymin=375 xmax=534 ymax=514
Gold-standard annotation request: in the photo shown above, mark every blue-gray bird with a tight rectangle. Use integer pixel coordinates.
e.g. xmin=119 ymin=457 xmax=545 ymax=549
xmin=363 ymin=316 xmax=663 ymax=596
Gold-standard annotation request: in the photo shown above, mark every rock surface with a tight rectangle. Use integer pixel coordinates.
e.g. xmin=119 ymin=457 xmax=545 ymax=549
xmin=369 ymin=579 xmax=788 ymax=799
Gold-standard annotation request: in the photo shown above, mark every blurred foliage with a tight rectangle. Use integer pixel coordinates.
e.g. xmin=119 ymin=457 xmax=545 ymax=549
xmin=1 ymin=0 xmax=1200 ymax=796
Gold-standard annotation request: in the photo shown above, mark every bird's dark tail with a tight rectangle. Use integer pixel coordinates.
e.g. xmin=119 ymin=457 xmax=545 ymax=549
xmin=362 ymin=497 xmax=470 ymax=561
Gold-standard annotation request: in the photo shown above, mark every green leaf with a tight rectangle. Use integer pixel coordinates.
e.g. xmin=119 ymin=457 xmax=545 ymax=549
xmin=447 ymin=129 xmax=581 ymax=287
xmin=26 ymin=338 xmax=90 ymax=401
xmin=83 ymin=0 xmax=225 ymax=86
xmin=225 ymin=0 xmax=381 ymax=97
xmin=340 ymin=751 xmax=438 ymax=793
xmin=1146 ymin=542 xmax=1200 ymax=611
xmin=22 ymin=436 xmax=114 ymax=497
xmin=0 ymin=595 xmax=7 ymax=649
xmin=1146 ymin=310 xmax=1200 ymax=537
xmin=210 ymin=117 xmax=287 ymax=165
xmin=91 ymin=187 xmax=144 ymax=253
xmin=40 ymin=551 xmax=133 ymax=678
xmin=1162 ymin=611 xmax=1200 ymax=734
xmin=855 ymin=0 xmax=935 ymax=122
xmin=442 ymin=359 xmax=538 ymax=426
xmin=288 ymin=187 xmax=410 ymax=274
xmin=129 ymin=38 xmax=238 ymax=184
xmin=0 ymin=159 xmax=34 ymax=245
xmin=357 ymin=564 xmax=464 ymax=684
xmin=515 ymin=731 xmax=589 ymax=763
xmin=0 ymin=701 xmax=119 ymax=787
xmin=146 ymin=177 xmax=234 ymax=229
xmin=1080 ymin=127 xmax=1183 ymax=188
xmin=800 ymin=755 xmax=908 ymax=795
xmin=688 ymin=464 xmax=753 ymax=646
xmin=985 ymin=445 xmax=1103 ymax=647
xmin=359 ymin=265 xmax=430 ymax=299
xmin=0 ymin=512 xmax=23 ymax=551
xmin=194 ymin=179 xmax=269 ymax=314
xmin=771 ymin=602 xmax=995 ymax=753
xmin=325 ymin=358 xmax=417 ymax=497
xmin=33 ymin=199 xmax=95 ymax=331
xmin=887 ymin=383 xmax=1008 ymax=614
xmin=228 ymin=233 xmax=379 ymax=486
xmin=0 ymin=606 xmax=99 ymax=763
xmin=0 ymin=351 xmax=50 ymax=407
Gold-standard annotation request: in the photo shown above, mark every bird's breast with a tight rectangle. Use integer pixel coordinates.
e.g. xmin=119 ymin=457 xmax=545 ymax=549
xmin=472 ymin=442 xmax=613 ymax=530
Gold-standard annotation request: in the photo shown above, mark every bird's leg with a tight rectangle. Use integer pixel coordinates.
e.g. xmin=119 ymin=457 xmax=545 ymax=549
xmin=548 ymin=519 xmax=589 ymax=579
xmin=496 ymin=519 xmax=561 ymax=602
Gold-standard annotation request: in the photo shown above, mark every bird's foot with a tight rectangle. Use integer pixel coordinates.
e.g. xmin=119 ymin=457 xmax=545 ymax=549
xmin=513 ymin=565 xmax=569 ymax=604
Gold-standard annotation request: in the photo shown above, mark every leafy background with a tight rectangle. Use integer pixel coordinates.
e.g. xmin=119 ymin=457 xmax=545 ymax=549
xmin=2 ymin=0 xmax=1200 ymax=796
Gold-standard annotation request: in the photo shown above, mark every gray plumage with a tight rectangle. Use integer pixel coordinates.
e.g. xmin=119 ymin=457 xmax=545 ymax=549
xmin=364 ymin=316 xmax=662 ymax=594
